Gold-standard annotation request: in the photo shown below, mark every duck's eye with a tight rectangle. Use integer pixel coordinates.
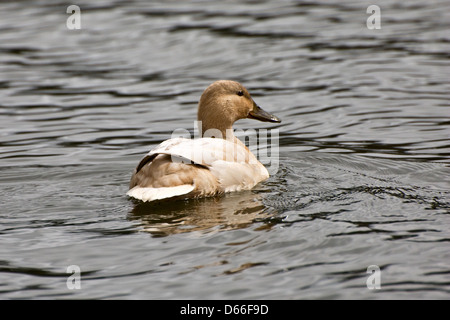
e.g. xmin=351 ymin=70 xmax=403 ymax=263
xmin=237 ymin=90 xmax=244 ymax=96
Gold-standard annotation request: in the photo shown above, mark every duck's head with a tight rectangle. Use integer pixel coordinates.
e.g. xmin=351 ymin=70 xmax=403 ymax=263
xmin=198 ymin=80 xmax=281 ymax=137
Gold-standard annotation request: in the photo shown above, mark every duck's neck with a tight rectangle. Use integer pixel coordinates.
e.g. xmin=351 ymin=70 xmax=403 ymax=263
xmin=198 ymin=121 xmax=239 ymax=143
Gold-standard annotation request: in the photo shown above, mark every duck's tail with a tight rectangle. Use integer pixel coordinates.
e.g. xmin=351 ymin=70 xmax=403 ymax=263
xmin=126 ymin=185 xmax=195 ymax=202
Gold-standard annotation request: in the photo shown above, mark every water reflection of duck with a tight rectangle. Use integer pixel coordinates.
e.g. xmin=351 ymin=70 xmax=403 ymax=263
xmin=128 ymin=190 xmax=275 ymax=237
xmin=127 ymin=80 xmax=280 ymax=202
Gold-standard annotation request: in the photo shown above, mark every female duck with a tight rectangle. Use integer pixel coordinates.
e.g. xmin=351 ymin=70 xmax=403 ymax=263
xmin=127 ymin=80 xmax=281 ymax=202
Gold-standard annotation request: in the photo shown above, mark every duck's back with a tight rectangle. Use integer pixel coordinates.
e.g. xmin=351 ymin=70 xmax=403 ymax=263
xmin=127 ymin=138 xmax=269 ymax=202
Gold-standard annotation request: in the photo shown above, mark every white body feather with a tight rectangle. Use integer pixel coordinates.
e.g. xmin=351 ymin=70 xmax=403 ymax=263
xmin=127 ymin=138 xmax=269 ymax=202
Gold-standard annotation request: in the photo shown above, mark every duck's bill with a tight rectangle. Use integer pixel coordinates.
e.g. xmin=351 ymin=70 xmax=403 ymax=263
xmin=248 ymin=105 xmax=281 ymax=123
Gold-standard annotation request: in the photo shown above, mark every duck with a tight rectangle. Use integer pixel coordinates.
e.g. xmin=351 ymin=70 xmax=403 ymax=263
xmin=127 ymin=80 xmax=281 ymax=202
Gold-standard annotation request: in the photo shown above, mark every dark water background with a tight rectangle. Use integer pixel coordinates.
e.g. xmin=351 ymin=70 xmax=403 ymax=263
xmin=0 ymin=0 xmax=449 ymax=299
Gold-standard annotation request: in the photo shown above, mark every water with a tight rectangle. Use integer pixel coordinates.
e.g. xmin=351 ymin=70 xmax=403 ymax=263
xmin=0 ymin=0 xmax=449 ymax=299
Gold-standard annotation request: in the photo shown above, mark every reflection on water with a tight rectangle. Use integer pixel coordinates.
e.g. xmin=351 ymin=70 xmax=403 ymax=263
xmin=129 ymin=191 xmax=273 ymax=237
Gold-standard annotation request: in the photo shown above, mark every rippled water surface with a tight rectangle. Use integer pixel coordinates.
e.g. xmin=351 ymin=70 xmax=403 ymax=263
xmin=1 ymin=0 xmax=449 ymax=299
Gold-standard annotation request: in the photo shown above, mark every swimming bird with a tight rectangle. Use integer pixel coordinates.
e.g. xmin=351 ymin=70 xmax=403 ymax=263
xmin=127 ymin=80 xmax=281 ymax=202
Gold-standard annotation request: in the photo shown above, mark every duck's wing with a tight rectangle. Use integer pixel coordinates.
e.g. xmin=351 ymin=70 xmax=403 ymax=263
xmin=147 ymin=137 xmax=254 ymax=166
xmin=147 ymin=138 xmax=269 ymax=192
xmin=128 ymin=138 xmax=269 ymax=202
xmin=128 ymin=138 xmax=218 ymax=202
